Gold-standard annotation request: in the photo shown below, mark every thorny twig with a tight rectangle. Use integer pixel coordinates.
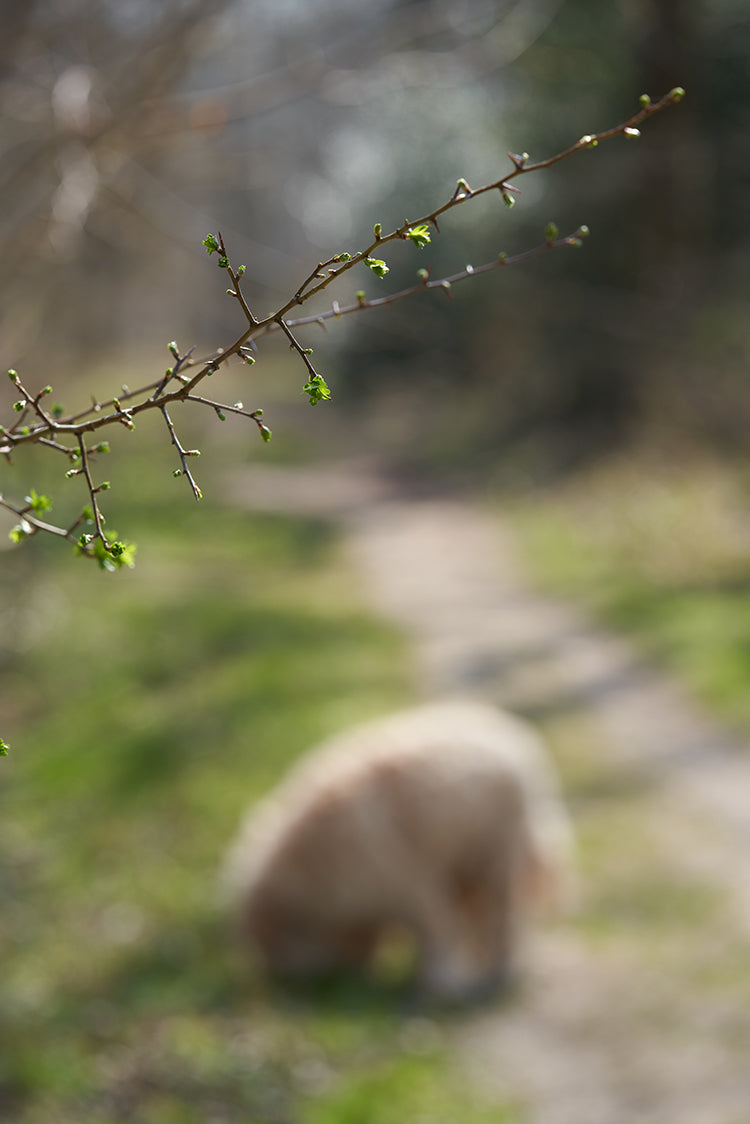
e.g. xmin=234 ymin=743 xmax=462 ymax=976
xmin=161 ymin=404 xmax=203 ymax=501
xmin=0 ymin=89 xmax=684 ymax=565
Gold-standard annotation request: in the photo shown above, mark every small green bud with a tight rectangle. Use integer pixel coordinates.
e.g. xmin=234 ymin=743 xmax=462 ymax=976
xmin=501 ymin=191 xmax=515 ymax=208
xmin=168 ymin=341 xmax=179 ymax=358
xmin=575 ymin=225 xmax=590 ymax=238
xmin=165 ymin=367 xmax=174 ymax=378
xmin=185 ymin=449 xmax=201 ymax=457
xmin=498 ymin=251 xmax=508 ymax=262
xmin=578 ymin=134 xmax=598 ymax=147
xmin=356 ymin=290 xmax=366 ymax=303
xmin=19 ymin=427 xmax=30 ymax=435
xmin=260 ymin=425 xmax=272 ymax=442
xmin=302 ymin=348 xmax=314 ymax=356
xmin=234 ymin=401 xmax=243 ymax=409
xmin=670 ymin=86 xmax=685 ymax=101
xmin=254 ymin=408 xmax=263 ymax=417
xmin=417 ymin=268 xmax=429 ymax=281
xmin=217 ymin=411 xmax=226 ymax=421
xmin=0 ymin=739 xmax=8 ymax=755
xmin=202 ymin=233 xmax=220 ymax=254
xmin=172 ymin=468 xmax=182 ymax=477
xmin=95 ymin=442 xmax=110 ymax=454
xmin=624 ymin=127 xmax=640 ymax=138
xmin=242 ymin=353 xmax=256 ymax=365
xmin=13 ymin=401 xmax=24 ymax=412
xmin=237 ymin=264 xmax=246 ymax=277
xmin=336 ymin=252 xmax=351 ymax=262
xmin=545 ymin=222 xmax=559 ymax=242
xmin=42 ymin=385 xmax=52 ymax=396
xmin=98 ymin=481 xmax=111 ymax=491
xmin=8 ymin=369 xmax=18 ymax=382
xmin=373 ymin=222 xmax=382 ymax=239
xmin=639 ymin=93 xmax=651 ymax=107
xmin=9 ymin=524 xmax=30 ymax=544
xmin=217 ymin=256 xmax=229 ymax=269
xmin=51 ymin=403 xmax=65 ymax=419
xmin=65 ymin=468 xmax=81 ymax=478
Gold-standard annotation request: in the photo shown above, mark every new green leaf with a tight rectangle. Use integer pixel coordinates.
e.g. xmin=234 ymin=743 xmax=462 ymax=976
xmin=365 ymin=257 xmax=389 ymax=279
xmin=303 ymin=374 xmax=332 ymax=406
xmin=405 ymin=224 xmax=431 ymax=249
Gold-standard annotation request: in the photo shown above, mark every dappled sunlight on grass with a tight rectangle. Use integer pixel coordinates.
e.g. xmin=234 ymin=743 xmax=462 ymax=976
xmin=508 ymin=453 xmax=750 ymax=730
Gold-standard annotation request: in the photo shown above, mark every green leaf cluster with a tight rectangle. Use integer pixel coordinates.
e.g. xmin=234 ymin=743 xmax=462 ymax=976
xmin=365 ymin=257 xmax=389 ymax=279
xmin=303 ymin=373 xmax=332 ymax=406
xmin=75 ymin=533 xmax=137 ymax=572
xmin=405 ymin=224 xmax=431 ymax=249
xmin=26 ymin=489 xmax=52 ymax=512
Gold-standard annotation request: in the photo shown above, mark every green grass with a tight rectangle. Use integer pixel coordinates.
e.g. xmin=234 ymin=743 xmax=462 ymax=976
xmin=506 ymin=453 xmax=750 ymax=731
xmin=0 ymin=466 xmax=513 ymax=1124
xmin=6 ymin=435 xmax=750 ymax=1119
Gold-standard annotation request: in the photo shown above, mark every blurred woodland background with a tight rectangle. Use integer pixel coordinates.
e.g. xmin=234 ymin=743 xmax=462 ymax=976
xmin=0 ymin=0 xmax=746 ymax=471
xmin=3 ymin=2 xmax=750 ymax=1123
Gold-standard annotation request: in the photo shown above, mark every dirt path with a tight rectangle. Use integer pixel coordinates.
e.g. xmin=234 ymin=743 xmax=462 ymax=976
xmin=229 ymin=460 xmax=750 ymax=1124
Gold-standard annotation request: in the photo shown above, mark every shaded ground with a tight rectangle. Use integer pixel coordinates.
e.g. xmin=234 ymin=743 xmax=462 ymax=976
xmin=228 ymin=458 xmax=750 ymax=1124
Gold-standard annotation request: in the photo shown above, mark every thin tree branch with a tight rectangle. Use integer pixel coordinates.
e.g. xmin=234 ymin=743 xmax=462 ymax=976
xmin=0 ymin=89 xmax=685 ymax=562
xmin=160 ymin=404 xmax=203 ymax=500
xmin=77 ymin=433 xmax=110 ymax=546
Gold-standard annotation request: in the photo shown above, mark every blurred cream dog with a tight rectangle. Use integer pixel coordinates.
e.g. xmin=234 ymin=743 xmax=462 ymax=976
xmin=222 ymin=701 xmax=574 ymax=1000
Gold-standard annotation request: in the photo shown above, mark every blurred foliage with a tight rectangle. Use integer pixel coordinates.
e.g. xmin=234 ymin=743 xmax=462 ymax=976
xmin=330 ymin=1 xmax=750 ymax=476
